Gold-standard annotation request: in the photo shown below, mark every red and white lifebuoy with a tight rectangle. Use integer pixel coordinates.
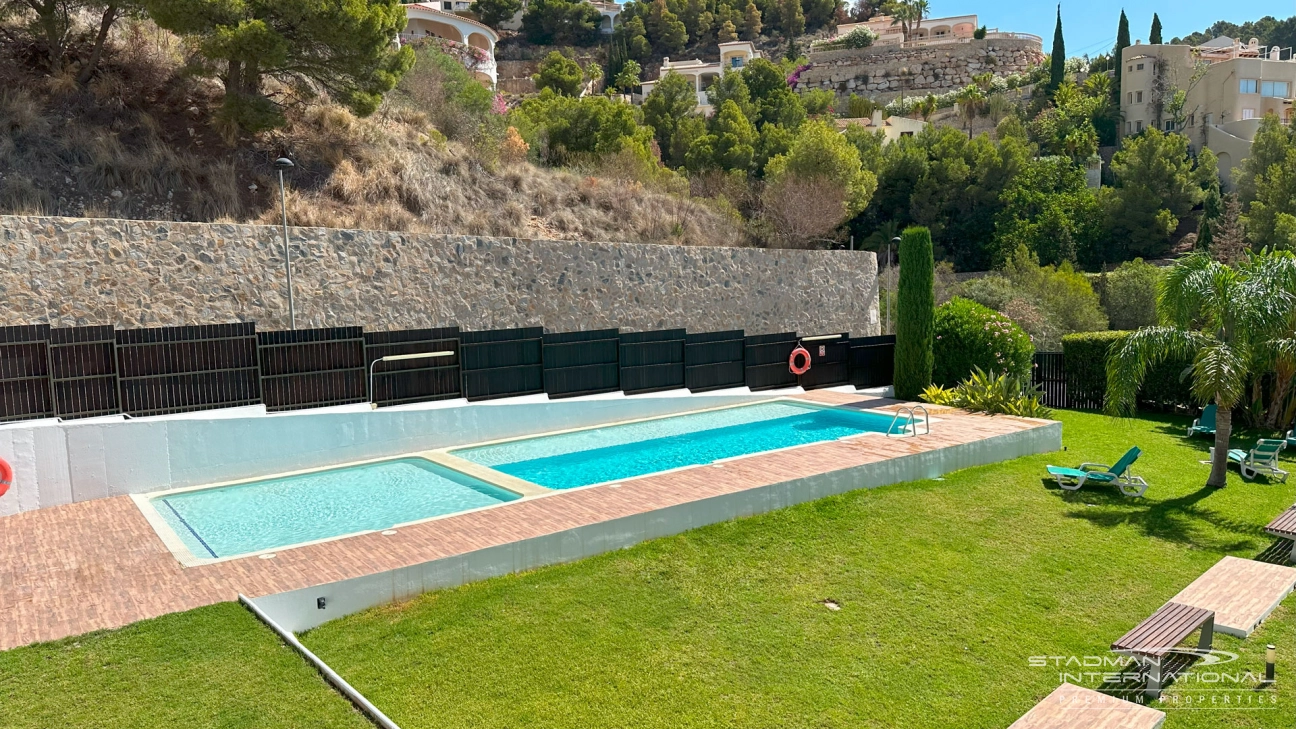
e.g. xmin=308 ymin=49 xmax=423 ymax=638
xmin=0 ymin=457 xmax=12 ymax=498
xmin=789 ymin=345 xmax=812 ymax=375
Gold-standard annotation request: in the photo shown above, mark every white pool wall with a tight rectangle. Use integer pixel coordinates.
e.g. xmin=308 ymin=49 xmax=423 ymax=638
xmin=257 ymin=419 xmax=1062 ymax=633
xmin=0 ymin=393 xmax=773 ymax=516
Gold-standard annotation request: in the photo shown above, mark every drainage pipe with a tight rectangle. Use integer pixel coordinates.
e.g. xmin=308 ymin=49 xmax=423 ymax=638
xmin=239 ymin=594 xmax=401 ymax=729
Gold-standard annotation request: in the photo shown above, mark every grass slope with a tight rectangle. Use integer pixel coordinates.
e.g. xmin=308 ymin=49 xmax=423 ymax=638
xmin=300 ymin=410 xmax=1296 ymax=728
xmin=0 ymin=602 xmax=369 ymax=729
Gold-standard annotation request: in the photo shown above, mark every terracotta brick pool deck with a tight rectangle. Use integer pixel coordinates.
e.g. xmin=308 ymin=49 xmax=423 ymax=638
xmin=0 ymin=393 xmax=1053 ymax=650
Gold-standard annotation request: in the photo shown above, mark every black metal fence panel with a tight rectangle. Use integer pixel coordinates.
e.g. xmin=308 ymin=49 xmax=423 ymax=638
xmin=0 ymin=325 xmax=53 ymax=422
xmin=1033 ymin=351 xmax=1070 ymax=409
xmin=745 ymin=332 xmax=799 ymax=391
xmin=115 ymin=323 xmax=261 ymax=417
xmin=49 ymin=326 xmax=119 ymax=419
xmin=619 ymin=329 xmax=686 ymax=395
xmin=684 ymin=330 xmax=746 ymax=392
xmin=543 ymin=328 xmax=620 ymax=398
xmin=848 ymin=335 xmax=896 ymax=390
xmin=797 ymin=333 xmax=851 ymax=390
xmin=460 ymin=327 xmax=544 ymax=401
xmin=258 ymin=327 xmax=366 ymax=412
xmin=365 ymin=327 xmax=461 ymax=407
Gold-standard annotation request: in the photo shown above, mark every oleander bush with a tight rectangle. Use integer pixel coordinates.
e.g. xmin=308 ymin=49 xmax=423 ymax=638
xmin=932 ymin=297 xmax=1034 ymax=388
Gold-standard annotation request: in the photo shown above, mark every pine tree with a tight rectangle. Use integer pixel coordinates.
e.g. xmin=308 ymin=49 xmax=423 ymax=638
xmin=741 ymin=0 xmax=762 ymax=40
xmin=893 ymin=226 xmax=935 ymax=400
xmin=782 ymin=0 xmax=805 ymax=37
xmin=1149 ymin=13 xmax=1162 ymax=44
xmin=1048 ymin=5 xmax=1065 ymax=95
xmin=718 ymin=18 xmax=738 ymax=42
xmin=1112 ymin=10 xmax=1130 ymax=106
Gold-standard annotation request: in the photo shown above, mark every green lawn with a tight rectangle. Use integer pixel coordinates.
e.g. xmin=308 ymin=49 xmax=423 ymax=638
xmin=1 ymin=411 xmax=1292 ymax=728
xmin=298 ymin=410 xmax=1296 ymax=729
xmin=0 ymin=602 xmax=369 ymax=729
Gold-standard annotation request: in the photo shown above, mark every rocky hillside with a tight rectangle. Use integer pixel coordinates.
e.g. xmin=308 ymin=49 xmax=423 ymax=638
xmin=0 ymin=20 xmax=744 ymax=247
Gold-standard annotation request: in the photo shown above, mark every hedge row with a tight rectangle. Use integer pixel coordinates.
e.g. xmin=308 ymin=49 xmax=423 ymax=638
xmin=1060 ymin=331 xmax=1194 ymax=410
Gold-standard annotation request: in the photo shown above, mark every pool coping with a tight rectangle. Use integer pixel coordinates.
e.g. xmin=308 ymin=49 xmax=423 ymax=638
xmin=133 ymin=397 xmax=935 ymax=568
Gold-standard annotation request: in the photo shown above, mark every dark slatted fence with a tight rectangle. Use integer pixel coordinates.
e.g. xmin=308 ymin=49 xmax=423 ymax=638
xmin=744 ymin=332 xmax=799 ymax=391
xmin=365 ymin=327 xmax=461 ymax=407
xmin=543 ymin=328 xmax=620 ymax=398
xmin=684 ymin=330 xmax=746 ymax=392
xmin=797 ymin=333 xmax=851 ymax=390
xmin=0 ymin=325 xmax=53 ymax=422
xmin=258 ymin=327 xmax=367 ymax=412
xmin=1033 ymin=351 xmax=1069 ymax=409
xmin=115 ymin=323 xmax=261 ymax=417
xmin=619 ymin=329 xmax=686 ymax=395
xmin=49 ymin=326 xmax=119 ymax=419
xmin=848 ymin=334 xmax=896 ymax=390
xmin=460 ymin=327 xmax=544 ymax=401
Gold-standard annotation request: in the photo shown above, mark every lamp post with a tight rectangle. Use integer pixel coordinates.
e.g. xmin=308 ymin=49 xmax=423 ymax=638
xmin=274 ymin=157 xmax=296 ymax=330
xmin=885 ymin=236 xmax=901 ymax=334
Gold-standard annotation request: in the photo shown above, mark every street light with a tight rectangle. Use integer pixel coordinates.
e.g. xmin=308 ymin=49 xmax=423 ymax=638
xmin=274 ymin=157 xmax=296 ymax=330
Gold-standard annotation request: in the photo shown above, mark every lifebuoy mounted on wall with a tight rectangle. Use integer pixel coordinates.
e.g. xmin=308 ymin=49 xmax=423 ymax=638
xmin=789 ymin=345 xmax=812 ymax=375
xmin=0 ymin=457 xmax=12 ymax=498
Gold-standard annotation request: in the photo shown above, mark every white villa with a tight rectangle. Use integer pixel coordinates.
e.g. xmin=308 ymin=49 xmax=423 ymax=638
xmin=834 ymin=13 xmax=1040 ymax=48
xmin=638 ymin=41 xmax=760 ymax=114
xmin=399 ymin=3 xmax=499 ymax=86
xmin=836 ymin=111 xmax=927 ymax=142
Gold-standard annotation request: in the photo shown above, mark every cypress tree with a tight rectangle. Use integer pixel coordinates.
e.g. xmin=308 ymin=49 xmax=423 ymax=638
xmin=893 ymin=226 xmax=935 ymax=401
xmin=1048 ymin=5 xmax=1065 ymax=94
xmin=1149 ymin=13 xmax=1162 ymax=44
xmin=1113 ymin=10 xmax=1130 ymax=105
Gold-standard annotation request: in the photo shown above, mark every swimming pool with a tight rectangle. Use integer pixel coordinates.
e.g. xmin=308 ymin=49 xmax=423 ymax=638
xmin=151 ymin=458 xmax=520 ymax=560
xmin=453 ymin=401 xmax=906 ymax=490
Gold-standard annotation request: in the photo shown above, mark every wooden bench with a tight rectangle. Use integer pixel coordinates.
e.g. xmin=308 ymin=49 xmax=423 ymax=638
xmin=1265 ymin=507 xmax=1296 ymax=562
xmin=1111 ymin=601 xmax=1215 ymax=699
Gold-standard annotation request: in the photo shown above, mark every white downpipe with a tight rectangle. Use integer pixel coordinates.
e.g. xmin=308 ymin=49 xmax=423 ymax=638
xmin=239 ymin=595 xmax=401 ymax=729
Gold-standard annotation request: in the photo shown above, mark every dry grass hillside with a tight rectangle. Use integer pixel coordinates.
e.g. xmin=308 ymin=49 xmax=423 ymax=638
xmin=0 ymin=19 xmax=744 ymax=246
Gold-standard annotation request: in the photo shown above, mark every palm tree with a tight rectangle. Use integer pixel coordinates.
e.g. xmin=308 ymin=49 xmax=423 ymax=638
xmin=1107 ymin=251 xmax=1296 ymax=487
xmin=955 ymin=85 xmax=985 ymax=137
xmin=883 ymin=0 xmax=927 ymax=43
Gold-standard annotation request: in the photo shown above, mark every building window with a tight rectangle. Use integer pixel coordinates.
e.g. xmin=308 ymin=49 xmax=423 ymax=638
xmin=1135 ymin=120 xmax=1143 ymax=132
xmin=730 ymin=57 xmax=744 ymax=69
xmin=1242 ymin=108 xmax=1257 ymax=119
xmin=900 ymin=131 xmax=914 ymax=137
xmin=1204 ymin=112 xmax=1213 ymax=125
xmin=1125 ymin=121 xmax=1132 ymax=133
xmin=1135 ymin=91 xmax=1143 ymax=103
xmin=1261 ymin=81 xmax=1290 ymax=97
xmin=1240 ymin=78 xmax=1258 ymax=94
xmin=1127 ymin=64 xmax=1133 ymax=72
xmin=1165 ymin=119 xmax=1174 ymax=131
xmin=1127 ymin=91 xmax=1133 ymax=104
xmin=441 ymin=1 xmax=451 ymax=8
xmin=1136 ymin=63 xmax=1144 ymax=70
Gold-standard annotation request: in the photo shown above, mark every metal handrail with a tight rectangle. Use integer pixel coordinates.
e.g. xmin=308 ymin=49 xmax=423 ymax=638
xmin=886 ymin=405 xmax=931 ymax=437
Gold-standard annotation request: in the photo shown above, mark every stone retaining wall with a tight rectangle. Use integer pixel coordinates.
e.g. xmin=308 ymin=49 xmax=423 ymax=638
xmin=0 ymin=215 xmax=879 ymax=335
xmin=798 ymin=38 xmax=1044 ymax=100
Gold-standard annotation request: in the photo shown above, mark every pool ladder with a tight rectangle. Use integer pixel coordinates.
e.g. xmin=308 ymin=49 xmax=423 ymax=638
xmin=886 ymin=405 xmax=930 ymax=437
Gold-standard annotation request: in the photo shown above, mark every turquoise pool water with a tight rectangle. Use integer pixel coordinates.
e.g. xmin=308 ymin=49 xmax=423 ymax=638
xmin=154 ymin=458 xmax=519 ymax=559
xmin=454 ymin=401 xmax=903 ymax=490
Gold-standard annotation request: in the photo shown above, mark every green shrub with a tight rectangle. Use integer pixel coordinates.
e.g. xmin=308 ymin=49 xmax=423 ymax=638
xmin=1100 ymin=258 xmax=1161 ymax=330
xmin=534 ymin=51 xmax=584 ymax=96
xmin=920 ymin=368 xmax=1053 ymax=418
xmin=1061 ymin=330 xmax=1194 ymax=410
xmin=932 ymin=297 xmax=1034 ymax=387
xmin=894 ymin=226 xmax=935 ymax=400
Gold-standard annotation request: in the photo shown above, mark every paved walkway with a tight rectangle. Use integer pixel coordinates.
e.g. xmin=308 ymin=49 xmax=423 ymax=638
xmin=0 ymin=394 xmax=1049 ymax=650
xmin=1008 ymin=683 xmax=1165 ymax=729
xmin=1170 ymin=555 xmax=1296 ymax=637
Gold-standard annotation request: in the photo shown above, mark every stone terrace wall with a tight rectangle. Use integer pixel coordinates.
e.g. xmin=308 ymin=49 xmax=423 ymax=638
xmin=797 ymin=38 xmax=1044 ymax=102
xmin=0 ymin=216 xmax=879 ymax=336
